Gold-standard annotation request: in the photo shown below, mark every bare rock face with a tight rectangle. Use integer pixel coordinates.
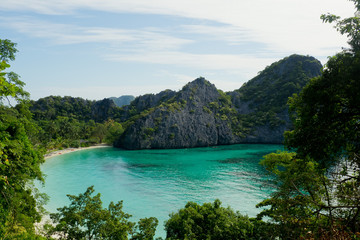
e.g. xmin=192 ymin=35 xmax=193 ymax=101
xmin=118 ymin=79 xmax=224 ymax=149
xmin=115 ymin=54 xmax=322 ymax=149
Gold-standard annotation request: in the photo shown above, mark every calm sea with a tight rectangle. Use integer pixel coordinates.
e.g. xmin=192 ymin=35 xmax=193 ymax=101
xmin=38 ymin=144 xmax=282 ymax=237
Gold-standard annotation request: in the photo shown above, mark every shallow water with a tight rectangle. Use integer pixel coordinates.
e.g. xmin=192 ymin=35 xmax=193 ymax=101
xmin=38 ymin=144 xmax=282 ymax=237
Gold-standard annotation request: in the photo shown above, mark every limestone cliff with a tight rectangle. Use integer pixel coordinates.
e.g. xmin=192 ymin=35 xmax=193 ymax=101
xmin=115 ymin=54 xmax=322 ymax=149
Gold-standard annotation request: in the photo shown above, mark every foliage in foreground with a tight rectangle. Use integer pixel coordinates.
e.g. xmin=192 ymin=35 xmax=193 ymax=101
xmin=46 ymin=190 xmax=276 ymax=240
xmin=45 ymin=186 xmax=158 ymax=240
xmin=0 ymin=39 xmax=47 ymax=239
xmin=257 ymin=0 xmax=360 ymax=239
xmin=258 ymin=152 xmax=360 ymax=239
xmin=2 ymin=0 xmax=360 ymax=239
xmin=164 ymin=199 xmax=275 ymax=240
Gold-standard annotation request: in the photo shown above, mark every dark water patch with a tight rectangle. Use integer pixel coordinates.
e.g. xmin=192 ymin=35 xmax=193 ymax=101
xmin=215 ymin=157 xmax=247 ymax=164
xmin=247 ymin=152 xmax=269 ymax=157
xmin=227 ymin=171 xmax=276 ymax=188
xmin=227 ymin=171 xmax=266 ymax=184
xmin=126 ymin=163 xmax=159 ymax=169
xmin=102 ymin=162 xmax=127 ymax=170
xmin=102 ymin=162 xmax=159 ymax=171
xmin=141 ymin=152 xmax=173 ymax=156
xmin=247 ymin=149 xmax=282 ymax=157
xmin=227 ymin=171 xmax=260 ymax=177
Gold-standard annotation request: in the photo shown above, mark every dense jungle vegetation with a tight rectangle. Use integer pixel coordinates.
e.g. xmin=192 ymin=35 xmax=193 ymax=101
xmin=28 ymin=96 xmax=124 ymax=151
xmin=0 ymin=0 xmax=359 ymax=239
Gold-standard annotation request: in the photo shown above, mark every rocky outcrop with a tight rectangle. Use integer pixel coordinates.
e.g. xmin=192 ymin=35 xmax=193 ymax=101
xmin=117 ymin=79 xmax=232 ymax=149
xmin=115 ymin=54 xmax=323 ymax=149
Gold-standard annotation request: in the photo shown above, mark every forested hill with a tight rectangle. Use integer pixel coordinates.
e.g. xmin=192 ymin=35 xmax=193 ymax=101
xmin=29 ymin=96 xmax=123 ymax=122
xmin=28 ymin=54 xmax=322 ymax=150
xmin=28 ymin=96 xmax=126 ymax=150
xmin=109 ymin=95 xmax=135 ymax=107
xmin=116 ymin=54 xmax=322 ymax=149
xmin=231 ymin=54 xmax=322 ymax=113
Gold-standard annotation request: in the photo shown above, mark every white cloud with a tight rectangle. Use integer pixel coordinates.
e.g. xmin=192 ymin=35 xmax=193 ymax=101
xmin=1 ymin=0 xmax=355 ymax=57
xmin=106 ymin=51 xmax=277 ymax=80
xmin=181 ymin=24 xmax=256 ymax=45
xmin=0 ymin=17 xmax=132 ymax=44
xmin=155 ymin=71 xmax=197 ymax=85
xmin=0 ymin=16 xmax=275 ymax=76
xmin=1 ymin=0 xmax=357 ymax=100
xmin=0 ymin=17 xmax=193 ymax=50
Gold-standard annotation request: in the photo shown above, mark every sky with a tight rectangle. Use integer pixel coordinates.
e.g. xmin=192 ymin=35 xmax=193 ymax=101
xmin=0 ymin=0 xmax=356 ymax=100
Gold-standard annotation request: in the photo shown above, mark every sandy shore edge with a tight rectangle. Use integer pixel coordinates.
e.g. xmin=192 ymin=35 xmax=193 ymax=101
xmin=44 ymin=144 xmax=111 ymax=160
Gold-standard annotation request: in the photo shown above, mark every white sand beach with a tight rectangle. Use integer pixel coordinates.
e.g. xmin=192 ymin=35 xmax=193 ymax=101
xmin=44 ymin=144 xmax=111 ymax=160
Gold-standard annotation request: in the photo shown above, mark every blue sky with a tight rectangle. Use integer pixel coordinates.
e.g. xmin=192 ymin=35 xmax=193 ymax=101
xmin=0 ymin=0 xmax=355 ymax=100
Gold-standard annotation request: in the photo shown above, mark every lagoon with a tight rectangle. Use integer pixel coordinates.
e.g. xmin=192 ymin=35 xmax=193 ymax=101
xmin=38 ymin=144 xmax=282 ymax=237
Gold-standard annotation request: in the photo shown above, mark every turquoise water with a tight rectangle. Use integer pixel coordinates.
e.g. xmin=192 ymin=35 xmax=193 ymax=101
xmin=38 ymin=144 xmax=282 ymax=237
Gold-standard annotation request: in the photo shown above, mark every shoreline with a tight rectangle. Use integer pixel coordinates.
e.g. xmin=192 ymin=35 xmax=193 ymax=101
xmin=44 ymin=144 xmax=112 ymax=160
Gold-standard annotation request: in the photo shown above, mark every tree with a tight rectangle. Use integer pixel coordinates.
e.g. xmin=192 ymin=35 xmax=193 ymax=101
xmin=321 ymin=2 xmax=360 ymax=52
xmin=0 ymin=39 xmax=46 ymax=238
xmin=89 ymin=120 xmax=124 ymax=144
xmin=164 ymin=199 xmax=254 ymax=240
xmin=47 ymin=186 xmax=134 ymax=239
xmin=91 ymin=123 xmax=107 ymax=143
xmin=47 ymin=186 xmax=159 ymax=240
xmin=130 ymin=217 xmax=158 ymax=240
xmin=104 ymin=120 xmax=124 ymax=145
xmin=257 ymin=0 xmax=360 ymax=238
xmin=0 ymin=39 xmax=29 ymax=106
xmin=257 ymin=152 xmax=338 ymax=239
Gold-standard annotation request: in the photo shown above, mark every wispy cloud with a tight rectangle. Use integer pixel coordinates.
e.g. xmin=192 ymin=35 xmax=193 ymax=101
xmin=0 ymin=17 xmax=192 ymax=49
xmin=106 ymin=50 xmax=277 ymax=80
xmin=1 ymin=0 xmax=356 ymax=99
xmin=0 ymin=16 xmax=275 ymax=76
xmin=181 ymin=24 xmax=256 ymax=45
xmin=1 ymin=0 xmax=355 ymax=55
